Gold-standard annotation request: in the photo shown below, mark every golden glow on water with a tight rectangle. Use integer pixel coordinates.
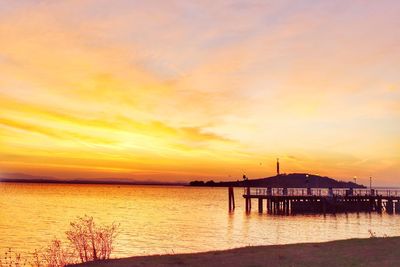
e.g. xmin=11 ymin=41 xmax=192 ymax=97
xmin=1 ymin=183 xmax=400 ymax=257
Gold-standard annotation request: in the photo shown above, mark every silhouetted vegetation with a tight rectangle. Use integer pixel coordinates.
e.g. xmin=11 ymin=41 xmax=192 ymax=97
xmin=0 ymin=248 xmax=27 ymax=267
xmin=0 ymin=216 xmax=119 ymax=267
xmin=41 ymin=239 xmax=72 ymax=267
xmin=66 ymin=216 xmax=118 ymax=263
xmin=205 ymin=180 xmax=216 ymax=186
xmin=189 ymin=180 xmax=205 ymax=186
xmin=189 ymin=173 xmax=366 ymax=188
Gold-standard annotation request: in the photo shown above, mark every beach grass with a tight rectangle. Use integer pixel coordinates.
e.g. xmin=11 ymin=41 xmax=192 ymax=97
xmin=71 ymin=236 xmax=400 ymax=267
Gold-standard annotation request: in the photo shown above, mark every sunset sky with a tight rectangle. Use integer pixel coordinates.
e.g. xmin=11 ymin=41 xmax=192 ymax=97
xmin=0 ymin=1 xmax=399 ymax=185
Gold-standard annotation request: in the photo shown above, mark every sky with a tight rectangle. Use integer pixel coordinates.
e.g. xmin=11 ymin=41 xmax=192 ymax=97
xmin=0 ymin=0 xmax=399 ymax=185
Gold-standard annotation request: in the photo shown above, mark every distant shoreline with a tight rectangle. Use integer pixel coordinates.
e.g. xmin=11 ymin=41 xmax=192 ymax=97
xmin=0 ymin=178 xmax=187 ymax=186
xmin=1 ymin=179 xmax=397 ymax=189
xmin=71 ymin=237 xmax=400 ymax=267
xmin=189 ymin=173 xmax=367 ymax=188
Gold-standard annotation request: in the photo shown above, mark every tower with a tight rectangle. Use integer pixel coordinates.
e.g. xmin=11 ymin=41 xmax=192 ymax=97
xmin=276 ymin=158 xmax=280 ymax=176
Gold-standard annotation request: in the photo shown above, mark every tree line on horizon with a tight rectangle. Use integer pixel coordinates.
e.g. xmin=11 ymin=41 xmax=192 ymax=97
xmin=189 ymin=173 xmax=365 ymax=188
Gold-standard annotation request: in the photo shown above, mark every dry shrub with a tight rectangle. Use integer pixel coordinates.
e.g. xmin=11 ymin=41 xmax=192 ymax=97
xmin=368 ymin=229 xmax=377 ymax=238
xmin=66 ymin=215 xmax=119 ymax=263
xmin=30 ymin=250 xmax=43 ymax=267
xmin=0 ymin=248 xmax=27 ymax=267
xmin=2 ymin=216 xmax=119 ymax=267
xmin=41 ymin=239 xmax=73 ymax=267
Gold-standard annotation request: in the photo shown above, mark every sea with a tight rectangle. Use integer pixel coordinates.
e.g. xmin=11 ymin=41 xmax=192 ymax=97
xmin=1 ymin=183 xmax=400 ymax=258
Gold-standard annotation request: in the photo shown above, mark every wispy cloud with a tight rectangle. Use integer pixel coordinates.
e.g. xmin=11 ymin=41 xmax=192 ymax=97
xmin=0 ymin=0 xmax=399 ymax=183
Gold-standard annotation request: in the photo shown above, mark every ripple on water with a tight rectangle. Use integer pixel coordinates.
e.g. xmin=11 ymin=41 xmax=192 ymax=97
xmin=1 ymin=184 xmax=400 ymax=257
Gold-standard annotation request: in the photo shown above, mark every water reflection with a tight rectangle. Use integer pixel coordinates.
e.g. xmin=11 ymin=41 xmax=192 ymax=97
xmin=1 ymin=183 xmax=400 ymax=258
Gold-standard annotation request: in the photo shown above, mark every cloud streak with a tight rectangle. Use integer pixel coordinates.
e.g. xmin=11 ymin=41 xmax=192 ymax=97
xmin=0 ymin=0 xmax=399 ymax=184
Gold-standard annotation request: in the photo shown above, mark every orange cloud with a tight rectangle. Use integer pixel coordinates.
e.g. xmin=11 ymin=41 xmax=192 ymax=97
xmin=0 ymin=1 xmax=399 ymax=184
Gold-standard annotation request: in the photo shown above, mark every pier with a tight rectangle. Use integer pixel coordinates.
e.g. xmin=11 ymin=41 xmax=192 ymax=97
xmin=228 ymin=187 xmax=400 ymax=214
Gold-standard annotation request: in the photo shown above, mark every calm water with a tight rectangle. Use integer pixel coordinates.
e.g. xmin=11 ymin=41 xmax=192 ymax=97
xmin=1 ymin=183 xmax=400 ymax=258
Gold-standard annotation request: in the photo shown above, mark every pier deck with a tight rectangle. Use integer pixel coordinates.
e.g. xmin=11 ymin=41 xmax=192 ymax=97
xmin=230 ymin=187 xmax=400 ymax=214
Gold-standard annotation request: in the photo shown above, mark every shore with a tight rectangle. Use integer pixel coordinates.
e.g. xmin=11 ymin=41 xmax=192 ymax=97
xmin=73 ymin=237 xmax=400 ymax=267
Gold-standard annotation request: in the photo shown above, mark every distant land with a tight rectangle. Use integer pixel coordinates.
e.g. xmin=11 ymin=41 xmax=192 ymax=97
xmin=0 ymin=173 xmax=185 ymax=186
xmin=189 ymin=173 xmax=366 ymax=188
xmin=1 ymin=172 xmax=365 ymax=188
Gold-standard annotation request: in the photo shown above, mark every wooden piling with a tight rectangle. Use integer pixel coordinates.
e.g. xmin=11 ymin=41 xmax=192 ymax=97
xmin=245 ymin=187 xmax=251 ymax=212
xmin=377 ymin=197 xmax=382 ymax=213
xmin=228 ymin=187 xmax=235 ymax=211
xmin=387 ymin=199 xmax=394 ymax=214
xmin=370 ymin=197 xmax=376 ymax=212
xmin=395 ymin=201 xmax=400 ymax=214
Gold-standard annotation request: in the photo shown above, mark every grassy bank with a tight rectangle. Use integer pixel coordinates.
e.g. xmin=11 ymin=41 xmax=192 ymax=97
xmin=72 ymin=237 xmax=400 ymax=267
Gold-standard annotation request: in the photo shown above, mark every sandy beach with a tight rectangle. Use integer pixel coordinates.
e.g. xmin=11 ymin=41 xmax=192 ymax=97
xmin=72 ymin=237 xmax=400 ymax=267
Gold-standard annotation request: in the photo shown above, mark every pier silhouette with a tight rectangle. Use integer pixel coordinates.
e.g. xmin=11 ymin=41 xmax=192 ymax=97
xmin=229 ymin=187 xmax=400 ymax=215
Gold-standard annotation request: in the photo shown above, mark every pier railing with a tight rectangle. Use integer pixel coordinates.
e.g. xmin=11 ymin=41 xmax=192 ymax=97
xmin=244 ymin=187 xmax=400 ymax=197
